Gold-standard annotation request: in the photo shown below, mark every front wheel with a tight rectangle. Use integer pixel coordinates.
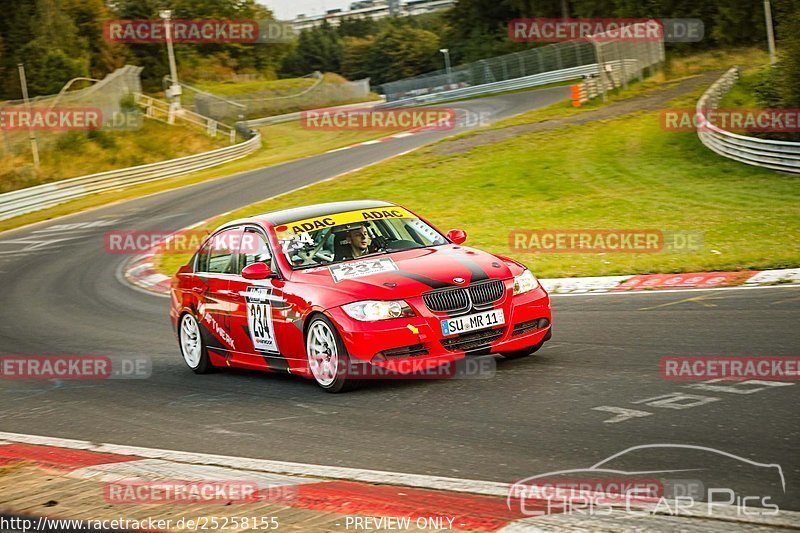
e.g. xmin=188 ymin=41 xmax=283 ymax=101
xmin=503 ymin=329 xmax=551 ymax=360
xmin=179 ymin=313 xmax=214 ymax=374
xmin=305 ymin=315 xmax=359 ymax=393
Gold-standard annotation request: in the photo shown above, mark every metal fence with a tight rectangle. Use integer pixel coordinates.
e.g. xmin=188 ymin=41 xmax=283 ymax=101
xmin=0 ymin=65 xmax=144 ymax=156
xmin=697 ymin=67 xmax=800 ymax=174
xmin=592 ymin=24 xmax=664 ymax=95
xmin=379 ymin=22 xmax=664 ymax=102
xmin=0 ymin=65 xmax=265 ymax=220
xmin=377 ymin=60 xmax=638 ymax=108
xmin=193 ymin=74 xmax=372 ymax=123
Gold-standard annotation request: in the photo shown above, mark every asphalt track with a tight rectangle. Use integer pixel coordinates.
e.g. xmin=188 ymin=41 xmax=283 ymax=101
xmin=0 ymin=85 xmax=798 ymax=512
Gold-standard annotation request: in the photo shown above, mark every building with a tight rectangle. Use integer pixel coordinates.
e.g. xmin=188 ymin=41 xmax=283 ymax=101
xmin=291 ymin=0 xmax=455 ymax=31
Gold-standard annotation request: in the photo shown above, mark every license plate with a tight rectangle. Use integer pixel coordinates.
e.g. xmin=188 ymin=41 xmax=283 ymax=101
xmin=440 ymin=309 xmax=505 ymax=337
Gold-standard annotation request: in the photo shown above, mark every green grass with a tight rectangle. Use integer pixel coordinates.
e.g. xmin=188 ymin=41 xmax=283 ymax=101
xmin=0 ymin=118 xmax=403 ymax=234
xmin=182 ymin=73 xmax=381 ymax=113
xmin=193 ymin=77 xmax=316 ymax=96
xmin=719 ymin=67 xmax=766 ymax=108
xmin=12 ymin=45 xmax=795 ymax=284
xmin=156 ymin=64 xmax=799 ymax=278
xmin=492 ymin=47 xmax=770 ymax=130
xmin=0 ymin=121 xmax=227 ymax=194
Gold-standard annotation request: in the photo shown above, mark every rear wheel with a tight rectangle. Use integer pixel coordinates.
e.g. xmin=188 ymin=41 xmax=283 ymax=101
xmin=179 ymin=313 xmax=213 ymax=374
xmin=305 ymin=315 xmax=359 ymax=393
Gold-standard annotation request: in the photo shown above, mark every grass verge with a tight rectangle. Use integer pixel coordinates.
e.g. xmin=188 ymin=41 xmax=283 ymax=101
xmin=0 ymin=118 xmax=402 ymax=234
xmin=0 ymin=121 xmax=227 ymax=193
xmin=155 ymin=48 xmax=798 ymax=279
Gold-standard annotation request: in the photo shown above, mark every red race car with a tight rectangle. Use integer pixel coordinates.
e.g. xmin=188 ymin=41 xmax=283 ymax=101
xmin=170 ymin=201 xmax=551 ymax=392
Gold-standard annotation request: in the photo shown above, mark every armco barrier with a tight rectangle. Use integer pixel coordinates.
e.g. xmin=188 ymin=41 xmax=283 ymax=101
xmin=0 ymin=131 xmax=261 ymax=222
xmin=241 ymin=98 xmax=384 ymax=128
xmin=697 ymin=67 xmax=800 ymax=174
xmin=376 ymin=61 xmax=638 ymax=108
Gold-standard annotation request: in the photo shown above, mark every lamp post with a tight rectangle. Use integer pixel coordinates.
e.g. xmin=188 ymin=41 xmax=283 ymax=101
xmin=440 ymin=48 xmax=452 ymax=86
xmin=160 ymin=10 xmax=182 ymax=116
xmin=18 ymin=63 xmax=39 ymax=171
xmin=764 ymin=0 xmax=777 ymax=65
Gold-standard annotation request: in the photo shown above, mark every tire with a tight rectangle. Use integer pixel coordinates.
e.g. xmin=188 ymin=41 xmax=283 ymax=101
xmin=179 ymin=312 xmax=214 ymax=374
xmin=503 ymin=329 xmax=551 ymax=360
xmin=305 ymin=315 xmax=360 ymax=393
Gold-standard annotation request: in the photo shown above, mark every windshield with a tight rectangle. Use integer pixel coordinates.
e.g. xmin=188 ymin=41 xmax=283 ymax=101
xmin=274 ymin=207 xmax=448 ymax=270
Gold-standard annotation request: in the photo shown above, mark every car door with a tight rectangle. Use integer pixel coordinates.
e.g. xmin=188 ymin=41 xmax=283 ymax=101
xmin=192 ymin=226 xmax=243 ymax=359
xmin=227 ymin=226 xmax=293 ymax=372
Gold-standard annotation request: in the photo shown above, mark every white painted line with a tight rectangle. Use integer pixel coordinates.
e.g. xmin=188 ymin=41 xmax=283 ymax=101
xmin=541 ymin=275 xmax=633 ymax=294
xmin=550 ymin=283 xmax=800 ymax=298
xmin=116 ymin=257 xmax=169 ymax=298
xmin=0 ymin=431 xmax=509 ymax=497
xmin=69 ymin=458 xmax=317 ymax=487
xmin=2 ymin=432 xmax=799 ymax=529
xmin=360 ymin=140 xmax=382 ymax=145
xmin=141 ymin=273 xmax=170 ymax=286
xmin=325 ymin=146 xmax=353 ymax=154
xmin=393 ymin=132 xmax=414 ymax=138
xmin=746 ymin=268 xmax=800 ymax=284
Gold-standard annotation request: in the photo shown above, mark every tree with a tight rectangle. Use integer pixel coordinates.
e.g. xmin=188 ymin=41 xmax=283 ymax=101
xmin=281 ymin=21 xmax=342 ymax=76
xmin=341 ymin=37 xmax=376 ymax=81
xmin=365 ymin=25 xmax=441 ymax=85
xmin=712 ymin=0 xmax=765 ymax=47
xmin=63 ymin=0 xmax=127 ymax=77
xmin=337 ymin=16 xmax=379 ymax=38
xmin=1 ymin=0 xmax=91 ymax=97
xmin=774 ymin=2 xmax=800 ymax=106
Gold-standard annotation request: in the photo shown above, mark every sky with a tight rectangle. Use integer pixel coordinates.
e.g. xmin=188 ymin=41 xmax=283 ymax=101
xmin=260 ymin=0 xmax=353 ymax=20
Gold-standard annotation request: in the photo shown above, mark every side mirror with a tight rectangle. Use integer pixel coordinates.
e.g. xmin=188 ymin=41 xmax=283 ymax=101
xmin=176 ymin=264 xmax=192 ymax=275
xmin=242 ymin=262 xmax=274 ymax=280
xmin=446 ymin=229 xmax=467 ymax=245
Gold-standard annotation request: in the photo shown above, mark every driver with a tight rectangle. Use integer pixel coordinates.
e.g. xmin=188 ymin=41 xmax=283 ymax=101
xmin=346 ymin=224 xmax=372 ymax=258
xmin=336 ymin=223 xmax=383 ymax=260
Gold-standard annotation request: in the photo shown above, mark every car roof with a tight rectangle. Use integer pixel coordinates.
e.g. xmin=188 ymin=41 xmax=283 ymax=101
xmin=253 ymin=200 xmax=398 ymax=226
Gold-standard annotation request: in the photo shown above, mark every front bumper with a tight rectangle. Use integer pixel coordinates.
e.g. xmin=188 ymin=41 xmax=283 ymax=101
xmin=328 ymin=283 xmax=552 ymax=374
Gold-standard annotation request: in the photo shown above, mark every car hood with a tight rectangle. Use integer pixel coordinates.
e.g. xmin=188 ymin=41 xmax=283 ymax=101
xmin=292 ymin=245 xmax=516 ymax=301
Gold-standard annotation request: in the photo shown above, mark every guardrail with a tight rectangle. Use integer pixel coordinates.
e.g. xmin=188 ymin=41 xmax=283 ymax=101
xmin=0 ymin=130 xmax=261 ymax=222
xmin=241 ymin=98 xmax=384 ymax=127
xmin=376 ymin=60 xmax=638 ymax=108
xmin=697 ymin=67 xmax=800 ymax=174
xmin=571 ymin=66 xmax=627 ymax=106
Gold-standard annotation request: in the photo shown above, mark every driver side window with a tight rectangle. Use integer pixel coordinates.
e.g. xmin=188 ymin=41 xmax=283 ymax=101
xmin=196 ymin=228 xmax=241 ymax=274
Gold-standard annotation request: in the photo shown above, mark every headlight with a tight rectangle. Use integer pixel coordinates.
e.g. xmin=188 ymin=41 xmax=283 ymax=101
xmin=513 ymin=269 xmax=539 ymax=295
xmin=342 ymin=300 xmax=415 ymax=321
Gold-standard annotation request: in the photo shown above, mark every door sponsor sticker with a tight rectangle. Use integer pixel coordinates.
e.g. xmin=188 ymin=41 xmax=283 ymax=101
xmin=244 ymin=286 xmax=278 ymax=353
xmin=441 ymin=309 xmax=505 ymax=337
xmin=329 ymin=257 xmax=398 ymax=283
